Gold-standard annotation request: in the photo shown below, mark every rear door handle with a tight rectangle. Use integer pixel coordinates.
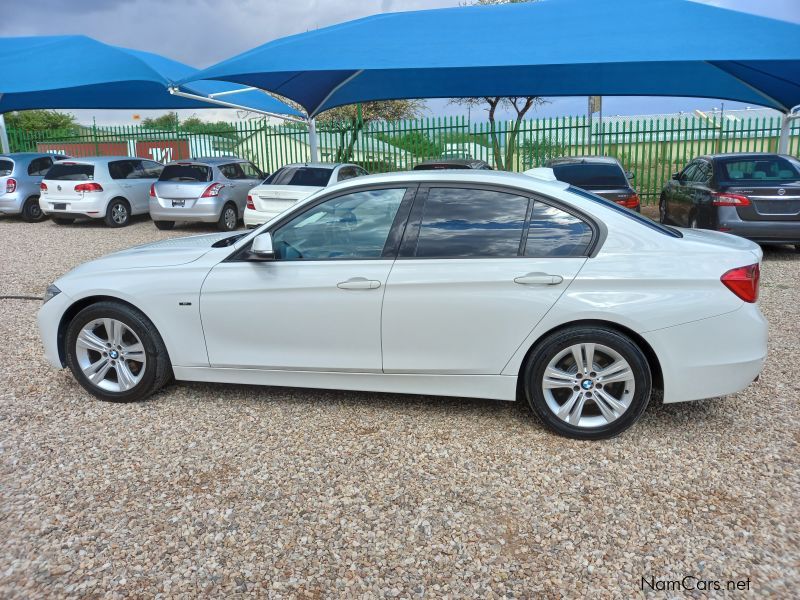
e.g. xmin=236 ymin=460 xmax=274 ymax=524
xmin=337 ymin=277 xmax=382 ymax=290
xmin=514 ymin=272 xmax=564 ymax=285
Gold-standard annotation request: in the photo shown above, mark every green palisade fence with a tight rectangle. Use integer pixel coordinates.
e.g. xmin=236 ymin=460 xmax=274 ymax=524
xmin=7 ymin=114 xmax=799 ymax=205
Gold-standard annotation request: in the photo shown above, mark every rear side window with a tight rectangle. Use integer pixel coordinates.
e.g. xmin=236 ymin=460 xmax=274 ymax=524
xmin=265 ymin=166 xmax=333 ymax=187
xmin=159 ymin=164 xmax=212 ymax=182
xmin=27 ymin=156 xmax=53 ymax=176
xmin=0 ymin=159 xmax=14 ymax=176
xmin=718 ymin=156 xmax=800 ymax=182
xmin=219 ymin=163 xmax=247 ymax=180
xmin=45 ymin=163 xmax=95 ymax=181
xmin=525 ymin=203 xmax=593 ymax=257
xmin=414 ymin=187 xmax=530 ymax=258
xmin=551 ymin=163 xmax=628 ymax=187
xmin=240 ymin=162 xmax=263 ymax=179
xmin=108 ymin=160 xmax=140 ymax=180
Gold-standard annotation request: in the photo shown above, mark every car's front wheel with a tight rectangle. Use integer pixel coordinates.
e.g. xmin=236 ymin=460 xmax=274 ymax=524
xmin=65 ymin=301 xmax=172 ymax=402
xmin=658 ymin=195 xmax=668 ymax=224
xmin=523 ymin=326 xmax=652 ymax=439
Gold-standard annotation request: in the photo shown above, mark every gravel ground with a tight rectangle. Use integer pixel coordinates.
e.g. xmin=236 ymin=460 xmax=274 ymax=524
xmin=1 ymin=215 xmax=798 ymax=598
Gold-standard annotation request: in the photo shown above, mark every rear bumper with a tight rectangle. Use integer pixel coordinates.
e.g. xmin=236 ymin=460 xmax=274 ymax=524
xmin=642 ymin=303 xmax=767 ymax=404
xmin=0 ymin=192 xmax=24 ymax=214
xmin=717 ymin=206 xmax=800 ymax=243
xmin=243 ymin=207 xmax=282 ymax=228
xmin=40 ymin=196 xmax=108 ymax=219
xmin=149 ymin=198 xmax=223 ymax=223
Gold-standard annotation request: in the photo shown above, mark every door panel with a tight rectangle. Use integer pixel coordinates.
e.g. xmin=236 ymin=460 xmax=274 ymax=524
xmin=200 ymin=260 xmax=392 ymax=371
xmin=381 ymin=258 xmax=586 ymax=374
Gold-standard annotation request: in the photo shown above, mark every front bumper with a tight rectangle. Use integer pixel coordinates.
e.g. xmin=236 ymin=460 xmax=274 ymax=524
xmin=642 ymin=303 xmax=767 ymax=403
xmin=37 ymin=289 xmax=74 ymax=369
xmin=717 ymin=206 xmax=800 ymax=244
xmin=149 ymin=198 xmax=223 ymax=223
xmin=0 ymin=192 xmax=24 ymax=214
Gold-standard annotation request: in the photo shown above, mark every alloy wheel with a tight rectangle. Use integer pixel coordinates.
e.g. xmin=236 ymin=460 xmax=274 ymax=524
xmin=75 ymin=318 xmax=146 ymax=393
xmin=541 ymin=342 xmax=635 ymax=429
xmin=224 ymin=207 xmax=236 ymax=230
xmin=112 ymin=203 xmax=128 ymax=225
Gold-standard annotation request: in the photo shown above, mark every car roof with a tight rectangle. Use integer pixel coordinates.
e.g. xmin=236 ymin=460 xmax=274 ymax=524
xmin=165 ymin=157 xmax=246 ymax=166
xmin=328 ymin=169 xmax=569 ymax=193
xmin=697 ymin=152 xmax=793 ymax=161
xmin=415 ymin=158 xmax=491 ymax=168
xmin=278 ymin=162 xmax=352 ymax=170
xmin=0 ymin=152 xmax=66 ymax=160
xmin=548 ymin=156 xmax=622 ymax=166
xmin=52 ymin=156 xmax=137 ymax=165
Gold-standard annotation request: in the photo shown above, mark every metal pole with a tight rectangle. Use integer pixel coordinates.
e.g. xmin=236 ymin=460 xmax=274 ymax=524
xmin=778 ymin=112 xmax=792 ymax=154
xmin=308 ymin=118 xmax=319 ymax=162
xmin=0 ymin=113 xmax=10 ymax=154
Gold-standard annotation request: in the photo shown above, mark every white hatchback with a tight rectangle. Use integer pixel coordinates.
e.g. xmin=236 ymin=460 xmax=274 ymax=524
xmin=244 ymin=162 xmax=367 ymax=228
xmin=40 ymin=157 xmax=164 ymax=227
xmin=37 ymin=170 xmax=767 ymax=439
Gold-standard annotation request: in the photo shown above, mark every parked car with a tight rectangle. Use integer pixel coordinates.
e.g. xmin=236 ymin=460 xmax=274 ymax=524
xmin=413 ymin=159 xmax=492 ymax=170
xmin=546 ymin=156 xmax=641 ymax=211
xmin=38 ymin=170 xmax=767 ymax=440
xmin=150 ymin=158 xmax=264 ymax=231
xmin=660 ymin=153 xmax=800 ymax=250
xmin=40 ymin=157 xmax=163 ymax=227
xmin=244 ymin=163 xmax=367 ymax=228
xmin=0 ymin=152 xmax=70 ymax=222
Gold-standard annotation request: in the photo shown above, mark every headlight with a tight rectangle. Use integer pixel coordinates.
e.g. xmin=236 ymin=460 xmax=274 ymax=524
xmin=43 ymin=284 xmax=61 ymax=304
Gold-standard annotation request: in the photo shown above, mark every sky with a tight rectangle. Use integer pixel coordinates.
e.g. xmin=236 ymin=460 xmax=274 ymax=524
xmin=2 ymin=0 xmax=798 ymax=125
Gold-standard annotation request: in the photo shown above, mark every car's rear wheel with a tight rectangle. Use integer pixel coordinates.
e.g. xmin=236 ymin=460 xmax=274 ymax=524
xmin=658 ymin=195 xmax=668 ymax=223
xmin=21 ymin=196 xmax=46 ymax=222
xmin=65 ymin=301 xmax=172 ymax=402
xmin=154 ymin=220 xmax=175 ymax=230
xmin=689 ymin=215 xmax=699 ymax=229
xmin=217 ymin=203 xmax=238 ymax=232
xmin=52 ymin=217 xmax=75 ymax=225
xmin=523 ymin=326 xmax=652 ymax=439
xmin=105 ymin=198 xmax=130 ymax=227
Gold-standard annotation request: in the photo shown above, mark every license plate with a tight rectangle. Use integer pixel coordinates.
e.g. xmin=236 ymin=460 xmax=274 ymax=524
xmin=171 ymin=200 xmax=185 ymax=207
xmin=54 ymin=203 xmax=67 ymax=210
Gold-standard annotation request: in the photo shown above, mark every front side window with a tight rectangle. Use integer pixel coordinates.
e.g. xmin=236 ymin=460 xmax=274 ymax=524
xmin=414 ymin=187 xmax=530 ymax=258
xmin=27 ymin=156 xmax=53 ymax=176
xmin=137 ymin=160 xmax=164 ymax=179
xmin=272 ymin=188 xmax=407 ymax=260
xmin=691 ymin=161 xmax=712 ymax=184
xmin=525 ymin=203 xmax=593 ymax=257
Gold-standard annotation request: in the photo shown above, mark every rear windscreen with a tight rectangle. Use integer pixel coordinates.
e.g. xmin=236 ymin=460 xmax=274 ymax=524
xmin=718 ymin=157 xmax=800 ymax=182
xmin=552 ymin=163 xmax=628 ymax=187
xmin=264 ymin=166 xmax=332 ymax=187
xmin=159 ymin=164 xmax=212 ymax=182
xmin=45 ymin=163 xmax=95 ymax=181
xmin=0 ymin=160 xmax=12 ymax=176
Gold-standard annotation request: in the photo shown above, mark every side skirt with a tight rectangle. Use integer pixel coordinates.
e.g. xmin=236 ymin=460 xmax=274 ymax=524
xmin=172 ymin=367 xmax=519 ymax=401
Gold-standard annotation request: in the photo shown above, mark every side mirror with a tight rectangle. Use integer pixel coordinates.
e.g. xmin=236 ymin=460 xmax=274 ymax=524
xmin=625 ymin=170 xmax=635 ymax=181
xmin=249 ymin=232 xmax=275 ymax=261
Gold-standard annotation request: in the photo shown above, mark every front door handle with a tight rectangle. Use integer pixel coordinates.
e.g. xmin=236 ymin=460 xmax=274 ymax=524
xmin=514 ymin=272 xmax=564 ymax=286
xmin=337 ymin=277 xmax=382 ymax=290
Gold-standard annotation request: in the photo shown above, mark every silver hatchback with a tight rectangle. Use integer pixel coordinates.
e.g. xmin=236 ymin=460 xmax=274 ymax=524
xmin=149 ymin=157 xmax=265 ymax=231
xmin=0 ymin=152 xmax=70 ymax=221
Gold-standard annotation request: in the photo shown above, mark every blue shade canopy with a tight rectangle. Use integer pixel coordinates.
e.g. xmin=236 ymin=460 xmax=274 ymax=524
xmin=183 ymin=0 xmax=800 ymax=116
xmin=0 ymin=35 xmax=301 ymax=116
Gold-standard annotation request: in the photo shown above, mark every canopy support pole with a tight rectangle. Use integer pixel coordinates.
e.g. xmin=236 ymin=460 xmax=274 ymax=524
xmin=778 ymin=106 xmax=799 ymax=155
xmin=0 ymin=110 xmax=9 ymax=154
xmin=308 ymin=118 xmax=319 ymax=162
xmin=168 ymin=87 xmax=306 ymax=123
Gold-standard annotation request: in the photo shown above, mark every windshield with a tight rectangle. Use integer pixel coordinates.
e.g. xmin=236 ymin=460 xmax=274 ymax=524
xmin=718 ymin=156 xmax=800 ymax=183
xmin=45 ymin=163 xmax=95 ymax=181
xmin=159 ymin=164 xmax=212 ymax=182
xmin=552 ymin=163 xmax=628 ymax=187
xmin=0 ymin=159 xmax=13 ymax=176
xmin=568 ymin=186 xmax=682 ymax=238
xmin=263 ymin=166 xmax=332 ymax=187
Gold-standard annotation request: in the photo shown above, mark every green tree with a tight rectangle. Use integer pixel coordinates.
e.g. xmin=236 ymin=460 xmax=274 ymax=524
xmin=450 ymin=0 xmax=545 ymax=171
xmin=141 ymin=112 xmax=180 ymax=130
xmin=316 ymin=100 xmax=424 ymax=162
xmin=5 ymin=110 xmax=77 ymax=131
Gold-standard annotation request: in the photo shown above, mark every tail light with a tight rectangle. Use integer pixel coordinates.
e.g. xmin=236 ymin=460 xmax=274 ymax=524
xmin=721 ymin=263 xmax=760 ymax=303
xmin=149 ymin=183 xmax=156 ymax=198
xmin=40 ymin=182 xmax=48 ymax=192
xmin=246 ymin=194 xmax=255 ymax=210
xmin=617 ymin=194 xmax=640 ymax=209
xmin=712 ymin=192 xmax=750 ymax=207
xmin=74 ymin=182 xmax=104 ymax=193
xmin=201 ymin=183 xmax=224 ymax=198
xmin=6 ymin=178 xmax=17 ymax=193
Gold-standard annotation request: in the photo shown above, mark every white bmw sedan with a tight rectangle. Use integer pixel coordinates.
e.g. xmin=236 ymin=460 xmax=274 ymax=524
xmin=37 ymin=170 xmax=767 ymax=439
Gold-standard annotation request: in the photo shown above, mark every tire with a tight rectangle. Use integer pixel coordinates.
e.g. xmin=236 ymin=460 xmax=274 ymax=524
xmin=523 ymin=326 xmax=652 ymax=440
xmin=105 ymin=198 xmax=131 ymax=228
xmin=154 ymin=220 xmax=175 ymax=231
xmin=794 ymin=244 xmax=800 ymax=253
xmin=52 ymin=217 xmax=75 ymax=225
xmin=21 ymin=196 xmax=46 ymax=222
xmin=658 ymin=195 xmax=667 ymax=224
xmin=217 ymin=202 xmax=238 ymax=232
xmin=65 ymin=301 xmax=173 ymax=403
xmin=689 ymin=215 xmax=699 ymax=229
